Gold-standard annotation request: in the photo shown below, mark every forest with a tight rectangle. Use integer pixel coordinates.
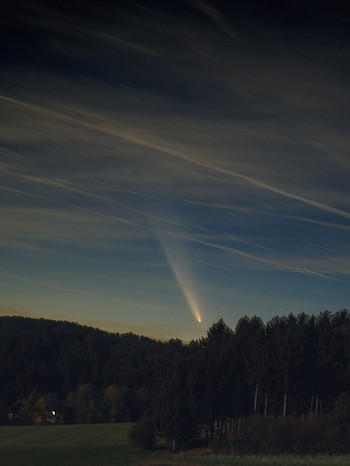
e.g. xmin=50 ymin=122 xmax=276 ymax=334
xmin=1 ymin=311 xmax=350 ymax=453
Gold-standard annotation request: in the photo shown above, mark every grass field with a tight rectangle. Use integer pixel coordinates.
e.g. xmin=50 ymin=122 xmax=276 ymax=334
xmin=0 ymin=423 xmax=146 ymax=466
xmin=1 ymin=424 xmax=350 ymax=466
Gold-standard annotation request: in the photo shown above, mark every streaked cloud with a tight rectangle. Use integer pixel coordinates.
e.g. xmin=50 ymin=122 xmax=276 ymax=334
xmin=1 ymin=0 xmax=350 ymax=338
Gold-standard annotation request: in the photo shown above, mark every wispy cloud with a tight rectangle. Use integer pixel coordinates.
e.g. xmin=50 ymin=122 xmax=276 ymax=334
xmin=0 ymin=272 xmax=94 ymax=295
xmin=1 ymin=0 xmax=350 ymax=337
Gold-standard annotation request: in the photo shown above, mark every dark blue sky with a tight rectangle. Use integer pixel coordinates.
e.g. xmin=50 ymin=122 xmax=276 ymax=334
xmin=1 ymin=0 xmax=350 ymax=340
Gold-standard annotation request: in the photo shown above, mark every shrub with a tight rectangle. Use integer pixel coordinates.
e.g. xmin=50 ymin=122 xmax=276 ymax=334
xmin=129 ymin=417 xmax=156 ymax=449
xmin=243 ymin=414 xmax=350 ymax=455
xmin=333 ymin=391 xmax=350 ymax=435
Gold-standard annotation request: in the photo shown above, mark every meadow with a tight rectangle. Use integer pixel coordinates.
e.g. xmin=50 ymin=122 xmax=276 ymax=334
xmin=0 ymin=423 xmax=350 ymax=466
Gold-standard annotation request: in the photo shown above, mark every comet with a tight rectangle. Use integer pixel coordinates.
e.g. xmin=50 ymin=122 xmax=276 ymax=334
xmin=156 ymin=228 xmax=202 ymax=324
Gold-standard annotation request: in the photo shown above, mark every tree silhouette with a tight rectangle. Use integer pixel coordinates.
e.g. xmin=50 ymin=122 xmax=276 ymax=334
xmin=201 ymin=319 xmax=236 ymax=438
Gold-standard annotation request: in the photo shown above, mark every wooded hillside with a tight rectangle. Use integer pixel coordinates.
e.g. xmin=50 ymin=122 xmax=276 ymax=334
xmin=1 ymin=311 xmax=350 ymax=451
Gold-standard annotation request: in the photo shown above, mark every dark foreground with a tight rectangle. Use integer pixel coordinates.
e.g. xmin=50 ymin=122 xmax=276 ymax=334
xmin=0 ymin=424 xmax=349 ymax=466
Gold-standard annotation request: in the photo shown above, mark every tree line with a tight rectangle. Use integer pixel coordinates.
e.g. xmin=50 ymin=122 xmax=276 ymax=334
xmin=1 ymin=311 xmax=350 ymax=452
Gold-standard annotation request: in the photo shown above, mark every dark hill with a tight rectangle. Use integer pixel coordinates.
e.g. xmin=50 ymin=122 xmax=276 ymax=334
xmin=2 ymin=310 xmax=350 ymax=434
xmin=0 ymin=316 xmax=169 ymax=407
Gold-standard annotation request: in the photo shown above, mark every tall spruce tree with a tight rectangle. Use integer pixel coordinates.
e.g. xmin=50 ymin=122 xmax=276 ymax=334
xmin=153 ymin=357 xmax=201 ymax=450
xmin=201 ymin=319 xmax=236 ymax=438
xmin=235 ymin=316 xmax=267 ymax=416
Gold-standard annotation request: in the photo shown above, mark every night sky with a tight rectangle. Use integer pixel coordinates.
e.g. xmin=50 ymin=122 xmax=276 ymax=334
xmin=1 ymin=0 xmax=350 ymax=341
